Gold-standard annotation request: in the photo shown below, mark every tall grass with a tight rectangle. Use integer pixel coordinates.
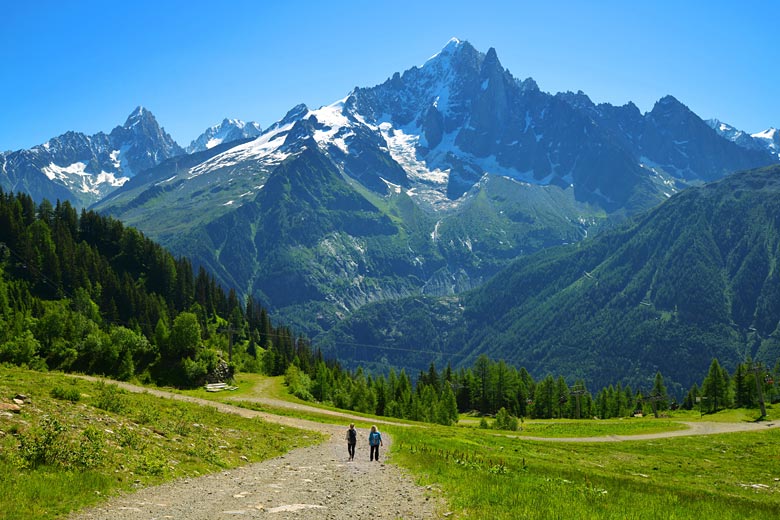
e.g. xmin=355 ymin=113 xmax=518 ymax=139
xmin=0 ymin=367 xmax=323 ymax=519
xmin=388 ymin=423 xmax=780 ymax=519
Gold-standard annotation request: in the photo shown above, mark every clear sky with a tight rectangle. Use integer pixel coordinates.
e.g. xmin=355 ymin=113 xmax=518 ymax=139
xmin=1 ymin=0 xmax=777 ymax=152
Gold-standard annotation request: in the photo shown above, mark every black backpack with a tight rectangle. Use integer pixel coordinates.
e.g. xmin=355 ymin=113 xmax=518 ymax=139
xmin=348 ymin=428 xmax=357 ymax=443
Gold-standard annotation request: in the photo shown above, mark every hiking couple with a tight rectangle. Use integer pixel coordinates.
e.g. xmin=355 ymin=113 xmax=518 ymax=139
xmin=345 ymin=424 xmax=383 ymax=461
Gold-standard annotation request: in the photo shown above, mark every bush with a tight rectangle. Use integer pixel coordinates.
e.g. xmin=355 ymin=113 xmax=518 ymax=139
xmin=494 ymin=407 xmax=519 ymax=431
xmin=17 ymin=416 xmax=67 ymax=468
xmin=92 ymin=381 xmax=127 ymax=414
xmin=284 ymin=365 xmax=314 ymax=401
xmin=16 ymin=416 xmax=105 ymax=469
xmin=50 ymin=386 xmax=81 ymax=402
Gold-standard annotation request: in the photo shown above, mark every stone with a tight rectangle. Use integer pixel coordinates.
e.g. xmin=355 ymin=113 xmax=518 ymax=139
xmin=0 ymin=402 xmax=21 ymax=413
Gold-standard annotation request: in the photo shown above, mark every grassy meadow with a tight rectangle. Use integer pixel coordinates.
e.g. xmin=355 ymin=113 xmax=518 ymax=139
xmin=182 ymin=372 xmax=780 ymax=519
xmin=2 ymin=367 xmax=778 ymax=519
xmin=0 ymin=367 xmax=322 ymax=520
xmin=388 ymin=416 xmax=780 ymax=519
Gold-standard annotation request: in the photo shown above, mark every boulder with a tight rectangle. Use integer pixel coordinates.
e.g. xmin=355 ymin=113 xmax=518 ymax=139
xmin=0 ymin=402 xmax=21 ymax=413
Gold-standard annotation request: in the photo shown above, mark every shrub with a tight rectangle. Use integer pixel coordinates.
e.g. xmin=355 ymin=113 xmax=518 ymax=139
xmin=92 ymin=381 xmax=127 ymax=414
xmin=17 ymin=416 xmax=66 ymax=469
xmin=50 ymin=386 xmax=81 ymax=402
xmin=494 ymin=407 xmax=519 ymax=431
xmin=15 ymin=416 xmax=105 ymax=469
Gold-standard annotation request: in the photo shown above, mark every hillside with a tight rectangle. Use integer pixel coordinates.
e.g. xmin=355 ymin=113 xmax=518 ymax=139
xmin=321 ymin=165 xmax=780 ymax=392
xmin=0 ymin=189 xmax=307 ymax=388
xmin=88 ymin=40 xmax=776 ymax=340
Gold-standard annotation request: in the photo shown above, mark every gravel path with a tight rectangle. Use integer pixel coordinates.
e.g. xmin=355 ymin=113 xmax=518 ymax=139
xmin=517 ymin=419 xmax=780 ymax=443
xmin=67 ymin=379 xmax=446 ymax=520
xmin=66 ymin=377 xmax=779 ymax=519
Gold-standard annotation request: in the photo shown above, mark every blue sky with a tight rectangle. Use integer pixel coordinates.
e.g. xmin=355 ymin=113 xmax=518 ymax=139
xmin=2 ymin=1 xmax=777 ymax=152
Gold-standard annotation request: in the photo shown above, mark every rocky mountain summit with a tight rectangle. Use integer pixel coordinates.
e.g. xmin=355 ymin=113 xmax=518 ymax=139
xmin=0 ymin=106 xmax=183 ymax=207
xmin=187 ymin=118 xmax=263 ymax=153
xmin=89 ymin=40 xmax=778 ymax=338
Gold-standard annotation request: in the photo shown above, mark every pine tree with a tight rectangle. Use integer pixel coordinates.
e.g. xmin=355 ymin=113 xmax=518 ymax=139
xmin=652 ymin=371 xmax=669 ymax=411
xmin=701 ymin=358 xmax=730 ymax=412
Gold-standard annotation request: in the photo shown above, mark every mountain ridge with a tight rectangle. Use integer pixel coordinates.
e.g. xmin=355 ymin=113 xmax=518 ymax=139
xmin=4 ymin=39 xmax=780 ymax=357
xmin=89 ymin=39 xmax=778 ymax=339
xmin=320 ymin=163 xmax=780 ymax=391
xmin=0 ymin=106 xmax=183 ymax=207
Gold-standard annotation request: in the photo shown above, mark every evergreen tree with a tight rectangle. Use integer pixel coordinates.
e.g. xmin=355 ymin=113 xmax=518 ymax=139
xmin=651 ymin=371 xmax=669 ymax=410
xmin=531 ymin=375 xmax=555 ymax=419
xmin=554 ymin=376 xmax=569 ymax=418
xmin=701 ymin=359 xmax=730 ymax=413
xmin=439 ymin=383 xmax=459 ymax=425
xmin=732 ymin=363 xmax=754 ymax=408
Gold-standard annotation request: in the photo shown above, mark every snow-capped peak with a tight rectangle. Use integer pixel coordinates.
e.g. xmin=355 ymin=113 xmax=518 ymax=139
xmin=752 ymin=127 xmax=778 ymax=140
xmin=187 ymin=117 xmax=263 ymax=153
xmin=752 ymin=127 xmax=780 ymax=156
xmin=124 ymin=105 xmax=152 ymax=128
xmin=709 ymin=119 xmax=779 ymax=157
xmin=424 ymin=37 xmax=466 ymax=64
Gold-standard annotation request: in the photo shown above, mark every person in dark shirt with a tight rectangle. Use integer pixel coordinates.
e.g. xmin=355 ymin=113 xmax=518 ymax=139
xmin=346 ymin=423 xmax=357 ymax=461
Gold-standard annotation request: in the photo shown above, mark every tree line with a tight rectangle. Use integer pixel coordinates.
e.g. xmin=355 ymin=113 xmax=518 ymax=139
xmin=277 ymin=352 xmax=779 ymax=427
xmin=1 ymin=189 xmax=777 ymax=426
xmin=0 ymin=189 xmax=293 ymax=387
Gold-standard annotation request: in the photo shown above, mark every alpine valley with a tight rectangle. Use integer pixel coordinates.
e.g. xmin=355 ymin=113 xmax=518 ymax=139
xmin=3 ymin=39 xmax=779 ymax=390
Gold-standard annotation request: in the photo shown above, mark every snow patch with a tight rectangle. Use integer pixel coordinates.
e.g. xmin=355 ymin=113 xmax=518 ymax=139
xmin=378 ymin=122 xmax=449 ymax=186
xmin=206 ymin=137 xmax=224 ymax=149
xmin=752 ymin=127 xmax=778 ymax=140
xmin=110 ymin=149 xmax=121 ymax=169
xmin=42 ymin=161 xmax=88 ymax=181
xmin=381 ymin=177 xmax=402 ymax=194
xmin=310 ymin=100 xmax=354 ymax=154
xmin=188 ymin=122 xmax=293 ymax=179
xmin=42 ymin=161 xmax=128 ymax=194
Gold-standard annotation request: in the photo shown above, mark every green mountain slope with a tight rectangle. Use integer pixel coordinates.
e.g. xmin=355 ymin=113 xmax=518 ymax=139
xmin=158 ymin=144 xmax=605 ymax=336
xmin=322 ymin=165 xmax=780 ymax=392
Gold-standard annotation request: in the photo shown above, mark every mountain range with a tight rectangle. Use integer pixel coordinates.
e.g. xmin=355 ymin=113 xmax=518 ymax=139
xmin=321 ymin=164 xmax=780 ymax=392
xmin=2 ymin=38 xmax=779 ymax=389
xmin=0 ymin=107 xmax=183 ymax=208
xmin=707 ymin=119 xmax=780 ymax=158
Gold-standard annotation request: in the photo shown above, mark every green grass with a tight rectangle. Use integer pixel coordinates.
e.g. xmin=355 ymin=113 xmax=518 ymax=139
xmin=177 ymin=373 xmax=420 ymax=428
xmin=0 ymin=366 xmax=323 ymax=519
xmin=12 ymin=368 xmax=775 ymax=519
xmin=512 ymin=418 xmax=689 ymax=437
xmin=458 ymin=414 xmax=690 ymax=437
xmin=388 ymin=421 xmax=780 ymax=519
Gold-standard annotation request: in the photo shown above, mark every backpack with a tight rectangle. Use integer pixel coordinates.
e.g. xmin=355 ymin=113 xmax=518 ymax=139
xmin=348 ymin=428 xmax=357 ymax=443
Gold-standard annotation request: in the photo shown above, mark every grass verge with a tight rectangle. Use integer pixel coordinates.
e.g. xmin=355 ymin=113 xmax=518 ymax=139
xmin=388 ymin=422 xmax=780 ymax=519
xmin=0 ymin=366 xmax=323 ymax=519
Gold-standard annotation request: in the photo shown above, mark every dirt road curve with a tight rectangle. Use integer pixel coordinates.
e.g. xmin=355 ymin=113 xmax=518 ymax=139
xmin=67 ymin=379 xmax=445 ymax=520
xmin=67 ymin=377 xmax=779 ymax=519
xmin=519 ymin=419 xmax=780 ymax=443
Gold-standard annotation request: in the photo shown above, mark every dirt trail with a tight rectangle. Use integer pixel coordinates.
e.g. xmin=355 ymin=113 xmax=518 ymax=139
xmin=518 ymin=419 xmax=780 ymax=443
xmin=67 ymin=378 xmax=444 ymax=520
xmin=67 ymin=376 xmax=780 ymax=519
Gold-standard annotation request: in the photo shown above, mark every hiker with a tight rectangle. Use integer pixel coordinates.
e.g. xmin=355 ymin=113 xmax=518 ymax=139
xmin=368 ymin=425 xmax=383 ymax=461
xmin=346 ymin=423 xmax=357 ymax=461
